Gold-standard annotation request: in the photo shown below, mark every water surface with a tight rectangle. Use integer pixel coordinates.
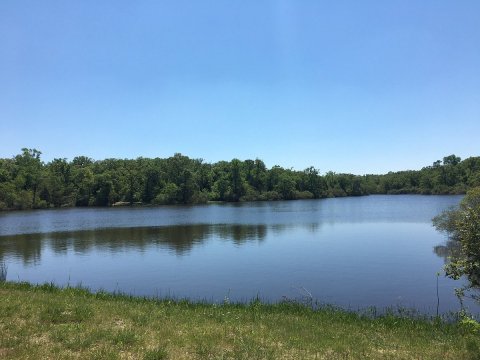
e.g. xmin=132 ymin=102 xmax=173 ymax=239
xmin=0 ymin=195 xmax=476 ymax=314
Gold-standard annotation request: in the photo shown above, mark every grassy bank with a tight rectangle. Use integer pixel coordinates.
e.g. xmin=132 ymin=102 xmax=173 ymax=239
xmin=0 ymin=282 xmax=479 ymax=359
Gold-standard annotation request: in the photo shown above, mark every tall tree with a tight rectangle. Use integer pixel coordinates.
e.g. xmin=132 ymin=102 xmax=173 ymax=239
xmin=15 ymin=148 xmax=43 ymax=208
xmin=230 ymin=159 xmax=245 ymax=201
xmin=45 ymin=158 xmax=73 ymax=207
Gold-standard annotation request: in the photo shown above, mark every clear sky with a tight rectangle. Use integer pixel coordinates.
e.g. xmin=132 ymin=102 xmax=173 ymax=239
xmin=1 ymin=1 xmax=479 ymax=174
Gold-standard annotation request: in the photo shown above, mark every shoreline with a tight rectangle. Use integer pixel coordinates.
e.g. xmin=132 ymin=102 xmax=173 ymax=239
xmin=0 ymin=192 xmax=466 ymax=213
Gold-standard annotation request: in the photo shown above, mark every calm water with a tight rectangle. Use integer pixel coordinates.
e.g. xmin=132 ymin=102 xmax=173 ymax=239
xmin=0 ymin=195 xmax=477 ymax=315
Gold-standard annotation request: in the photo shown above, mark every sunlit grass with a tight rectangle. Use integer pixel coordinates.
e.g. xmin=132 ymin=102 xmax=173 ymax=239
xmin=0 ymin=281 xmax=479 ymax=359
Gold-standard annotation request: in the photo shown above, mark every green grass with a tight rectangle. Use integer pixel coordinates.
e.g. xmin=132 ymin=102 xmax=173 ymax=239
xmin=0 ymin=281 xmax=479 ymax=359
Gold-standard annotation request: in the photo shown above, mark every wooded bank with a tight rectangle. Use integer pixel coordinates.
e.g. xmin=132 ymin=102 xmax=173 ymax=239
xmin=1 ymin=149 xmax=479 ymax=210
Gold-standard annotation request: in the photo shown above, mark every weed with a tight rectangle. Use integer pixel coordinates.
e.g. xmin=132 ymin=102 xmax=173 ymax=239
xmin=144 ymin=346 xmax=169 ymax=360
xmin=0 ymin=262 xmax=7 ymax=282
xmin=109 ymin=329 xmax=137 ymax=347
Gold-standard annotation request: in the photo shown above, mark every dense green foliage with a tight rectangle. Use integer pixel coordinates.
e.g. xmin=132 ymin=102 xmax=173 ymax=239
xmin=1 ymin=149 xmax=479 ymax=210
xmin=433 ymin=187 xmax=480 ymax=302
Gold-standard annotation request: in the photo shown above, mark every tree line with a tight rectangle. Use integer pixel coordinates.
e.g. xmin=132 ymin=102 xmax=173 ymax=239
xmin=0 ymin=149 xmax=479 ymax=210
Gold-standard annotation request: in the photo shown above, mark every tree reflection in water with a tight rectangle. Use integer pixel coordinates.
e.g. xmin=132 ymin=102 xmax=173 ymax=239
xmin=433 ymin=239 xmax=462 ymax=264
xmin=0 ymin=224 xmax=274 ymax=264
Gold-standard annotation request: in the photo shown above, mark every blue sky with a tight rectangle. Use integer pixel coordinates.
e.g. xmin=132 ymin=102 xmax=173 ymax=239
xmin=1 ymin=1 xmax=479 ymax=174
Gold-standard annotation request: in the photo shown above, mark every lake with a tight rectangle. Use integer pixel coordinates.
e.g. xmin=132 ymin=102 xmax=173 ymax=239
xmin=0 ymin=195 xmax=477 ymax=315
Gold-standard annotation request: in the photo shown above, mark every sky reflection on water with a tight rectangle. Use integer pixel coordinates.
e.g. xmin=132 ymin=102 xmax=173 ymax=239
xmin=1 ymin=195 xmax=477 ymax=315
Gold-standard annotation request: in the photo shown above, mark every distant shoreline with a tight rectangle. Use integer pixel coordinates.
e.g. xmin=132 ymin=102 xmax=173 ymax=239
xmin=0 ymin=192 xmax=466 ymax=213
xmin=1 ymin=149 xmax=476 ymax=211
